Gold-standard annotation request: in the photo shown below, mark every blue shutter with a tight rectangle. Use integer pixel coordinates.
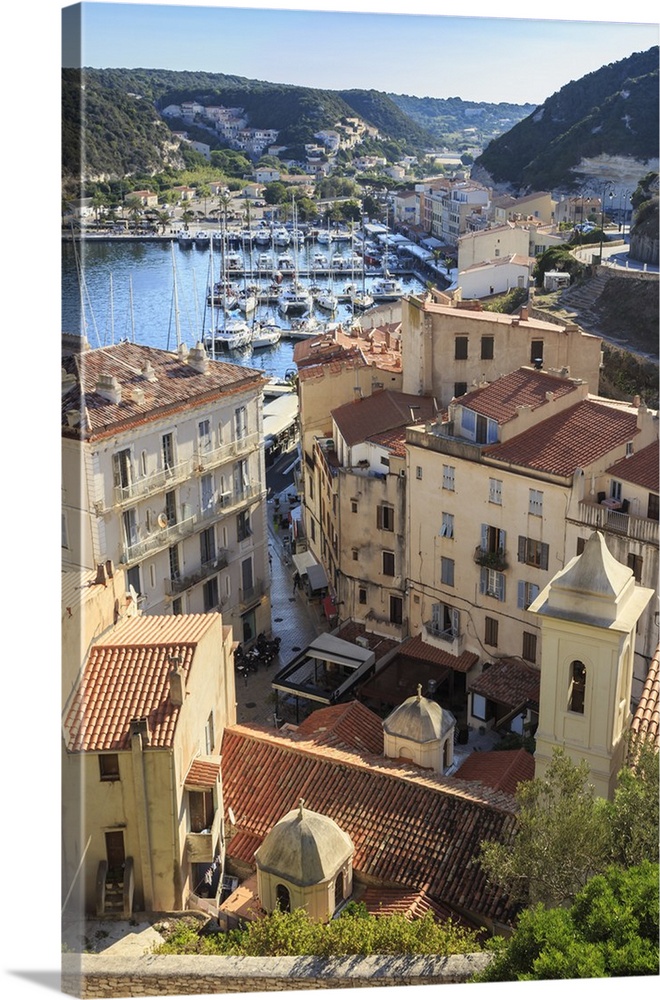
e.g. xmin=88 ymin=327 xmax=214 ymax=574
xmin=518 ymin=580 xmax=525 ymax=609
xmin=480 ymin=567 xmax=487 ymax=594
xmin=518 ymin=535 xmax=526 ymax=563
xmin=481 ymin=524 xmax=488 ymax=549
xmin=497 ymin=573 xmax=506 ymax=602
xmin=499 ymin=528 xmax=506 ymax=552
xmin=451 ymin=608 xmax=460 ymax=637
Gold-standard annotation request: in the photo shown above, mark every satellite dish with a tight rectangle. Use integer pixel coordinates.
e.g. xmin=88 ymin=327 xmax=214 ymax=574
xmin=228 ymin=807 xmax=236 ymax=826
xmin=157 ymin=512 xmax=168 ymax=529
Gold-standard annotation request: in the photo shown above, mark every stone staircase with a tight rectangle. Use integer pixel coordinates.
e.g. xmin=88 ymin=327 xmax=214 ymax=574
xmin=555 ymin=269 xmax=610 ymax=329
xmin=103 ymin=867 xmax=127 ymax=915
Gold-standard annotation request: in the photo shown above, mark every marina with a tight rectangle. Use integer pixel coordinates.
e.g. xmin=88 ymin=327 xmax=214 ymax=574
xmin=62 ymin=233 xmax=427 ymax=381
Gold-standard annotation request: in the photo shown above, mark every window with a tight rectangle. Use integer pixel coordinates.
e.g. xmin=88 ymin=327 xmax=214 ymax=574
xmin=383 ymin=551 xmax=395 ymax=577
xmin=530 ymin=340 xmax=543 ymax=366
xmin=481 ymin=524 xmax=506 ymax=556
xmin=62 ymin=513 xmax=69 ymax=549
xmin=454 ymin=382 xmax=468 ymax=398
xmin=376 ymin=504 xmax=394 ymax=531
xmin=140 ymin=450 xmax=148 ymax=477
xmin=625 ymin=441 xmax=634 ymax=457
xmin=203 ymin=576 xmax=219 ymax=611
xmin=351 ymin=500 xmax=358 ymax=513
xmin=389 ymin=596 xmax=403 ymax=625
xmin=200 ymin=527 xmax=216 ymax=566
xmin=484 ymin=616 xmax=498 ymax=647
xmin=172 ymin=598 xmax=183 ymax=616
xmin=99 ymin=754 xmax=120 ymax=782
xmin=358 ymin=587 xmax=367 ymax=605
xmin=123 ymin=508 xmax=138 ymax=549
xmin=198 ymin=418 xmax=212 ymax=452
xmin=488 ymin=478 xmax=502 ymax=505
xmin=204 ymin=712 xmax=215 ymax=755
xmin=529 ymin=489 xmax=543 ymax=516
xmin=569 ymin=660 xmax=586 ymax=714
xmin=234 ymin=405 xmax=247 ymax=440
xmin=189 ymin=790 xmax=214 ymax=833
xmin=237 ymin=510 xmax=251 ymax=541
xmin=112 ymin=448 xmax=132 ymax=492
xmin=471 ymin=692 xmax=491 ymax=722
xmin=518 ymin=580 xmax=540 ymax=610
xmin=415 ymin=466 xmax=423 ymax=480
xmin=648 ymin=493 xmax=659 ymax=521
xmin=522 ymin=632 xmax=537 ymax=663
xmin=480 ymin=567 xmax=506 ymax=601
xmin=169 ymin=545 xmax=180 ymax=581
xmin=440 ymin=512 xmax=454 ymax=538
xmin=518 ymin=536 xmax=549 ymax=570
xmin=275 ymin=884 xmax=291 ymax=913
xmin=165 ymin=490 xmax=177 ymax=525
xmin=149 ymin=564 xmax=156 ymax=589
xmin=576 ymin=537 xmax=586 ymax=556
xmin=126 ymin=564 xmax=141 ymax=597
xmin=610 ymin=480 xmax=622 ymax=502
xmin=454 ymin=335 xmax=468 ymax=360
xmin=201 ymin=473 xmax=214 ymax=511
xmin=481 ymin=335 xmax=494 ymax=360
xmin=380 ymin=456 xmax=390 ymax=468
xmin=441 ymin=556 xmax=455 ymax=587
xmin=442 ymin=465 xmax=455 ymax=491
xmin=162 ymin=433 xmax=174 ymax=472
xmin=431 ymin=602 xmax=460 ymax=638
xmin=352 ymin=548 xmax=358 ymax=560
xmin=627 ymin=552 xmax=643 ymax=582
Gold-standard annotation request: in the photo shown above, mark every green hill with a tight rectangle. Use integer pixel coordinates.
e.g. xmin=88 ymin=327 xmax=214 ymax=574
xmin=473 ymin=47 xmax=659 ymax=193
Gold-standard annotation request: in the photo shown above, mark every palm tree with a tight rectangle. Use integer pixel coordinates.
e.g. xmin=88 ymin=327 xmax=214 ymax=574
xmin=181 ymin=208 xmax=195 ymax=231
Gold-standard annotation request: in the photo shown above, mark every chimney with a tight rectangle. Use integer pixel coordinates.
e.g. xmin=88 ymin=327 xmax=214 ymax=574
xmin=130 ymin=717 xmax=150 ymax=745
xmin=169 ymin=656 xmax=185 ymax=705
xmin=632 ymin=395 xmax=641 ymax=407
xmin=130 ymin=386 xmax=145 ymax=405
xmin=178 ymin=343 xmax=189 ymax=362
xmin=141 ymin=361 xmax=157 ymax=382
xmin=187 ymin=342 xmax=208 ymax=374
xmin=95 ymin=374 xmax=122 ymax=404
xmin=354 ymin=385 xmax=363 ymax=401
xmin=66 ymin=409 xmax=81 ymax=427
xmin=519 ymin=306 xmax=528 ymax=321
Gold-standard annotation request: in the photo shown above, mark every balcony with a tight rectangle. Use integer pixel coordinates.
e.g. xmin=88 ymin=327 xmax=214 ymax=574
xmin=185 ymin=808 xmax=223 ymax=865
xmin=194 ymin=430 xmax=261 ymax=472
xmin=239 ymin=579 xmax=266 ymax=609
xmin=422 ymin=620 xmax=465 ymax=658
xmin=474 ymin=546 xmax=508 ymax=572
xmin=364 ymin=610 xmax=408 ymax=638
xmin=576 ymin=499 xmax=658 ymax=545
xmin=165 ymin=550 xmax=229 ymax=596
xmin=121 ymin=484 xmax=264 ymax=564
xmin=104 ymin=458 xmax=195 ymax=509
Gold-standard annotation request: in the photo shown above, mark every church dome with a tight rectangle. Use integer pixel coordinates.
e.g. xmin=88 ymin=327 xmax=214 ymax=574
xmin=383 ymin=685 xmax=455 ymax=743
xmin=254 ymin=800 xmax=353 ymax=886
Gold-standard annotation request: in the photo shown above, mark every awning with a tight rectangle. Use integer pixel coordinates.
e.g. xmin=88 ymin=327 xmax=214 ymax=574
xmin=292 ymin=550 xmax=317 ymax=575
xmin=306 ymin=563 xmax=328 ymax=592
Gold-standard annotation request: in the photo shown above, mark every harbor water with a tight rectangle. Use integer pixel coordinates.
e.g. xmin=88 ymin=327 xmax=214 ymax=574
xmin=61 ymin=237 xmax=427 ymax=381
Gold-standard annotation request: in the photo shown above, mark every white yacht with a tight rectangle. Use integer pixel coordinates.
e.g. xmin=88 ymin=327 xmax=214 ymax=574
xmin=204 ymin=318 xmax=252 ymax=352
xmin=371 ymin=274 xmax=404 ymax=300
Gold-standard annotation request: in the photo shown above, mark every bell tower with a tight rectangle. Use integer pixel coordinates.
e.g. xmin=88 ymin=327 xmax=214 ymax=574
xmin=529 ymin=531 xmax=653 ymax=799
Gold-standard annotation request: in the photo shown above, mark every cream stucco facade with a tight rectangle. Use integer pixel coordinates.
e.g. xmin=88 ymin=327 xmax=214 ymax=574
xmin=61 ymin=612 xmax=236 ymax=918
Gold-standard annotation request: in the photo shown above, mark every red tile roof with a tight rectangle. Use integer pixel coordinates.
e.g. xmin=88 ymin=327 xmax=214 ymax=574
xmin=221 ymin=722 xmax=520 ymax=925
xmin=606 ymin=442 xmax=659 ymax=492
xmin=332 ymin=390 xmax=435 ymax=447
xmin=62 ymin=342 xmax=265 ymax=442
xmin=358 ymin=886 xmax=478 ymax=930
xmin=468 ymin=659 xmax=540 ymax=709
xmin=63 ymin=613 xmax=222 ymax=752
xmin=454 ymin=749 xmax=535 ymax=796
xmin=334 ymin=621 xmax=399 ymax=659
xmin=483 ymin=400 xmax=641 ymax=477
xmin=631 ymin=642 xmax=660 ymax=750
xmin=400 ymin=635 xmax=479 ymax=674
xmin=457 ymin=368 xmax=580 ymax=424
xmin=185 ymin=759 xmax=222 ymax=788
xmin=294 ymin=701 xmax=384 ymax=756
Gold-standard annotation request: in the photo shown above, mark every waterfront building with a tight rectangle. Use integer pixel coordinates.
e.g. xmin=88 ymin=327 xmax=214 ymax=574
xmin=62 ymin=611 xmax=235 ymax=917
xmin=61 ymin=338 xmax=271 ymax=645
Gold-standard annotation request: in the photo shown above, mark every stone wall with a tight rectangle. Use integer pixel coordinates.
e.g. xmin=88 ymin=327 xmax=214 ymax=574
xmin=61 ymin=952 xmax=492 ymax=998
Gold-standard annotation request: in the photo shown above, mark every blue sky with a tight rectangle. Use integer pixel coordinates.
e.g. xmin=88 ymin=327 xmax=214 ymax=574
xmin=62 ymin=1 xmax=659 ymax=106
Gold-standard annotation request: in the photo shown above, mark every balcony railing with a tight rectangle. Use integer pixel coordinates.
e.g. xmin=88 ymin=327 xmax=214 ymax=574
xmin=474 ymin=546 xmax=508 ymax=571
xmin=165 ymin=550 xmax=229 ymax=596
xmin=108 ymin=458 xmax=195 ymax=508
xmin=194 ymin=431 xmax=261 ymax=472
xmin=239 ymin=579 xmax=266 ymax=608
xmin=121 ymin=485 xmax=264 ymax=564
xmin=422 ymin=620 xmax=465 ymax=658
xmin=576 ymin=500 xmax=658 ymax=545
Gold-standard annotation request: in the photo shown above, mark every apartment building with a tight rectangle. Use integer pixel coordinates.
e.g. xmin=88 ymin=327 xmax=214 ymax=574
xmin=427 ymin=183 xmax=490 ymax=247
xmin=457 ymin=222 xmax=531 ymax=271
xmin=404 ymin=368 xmax=658 ymax=728
xmin=401 ymin=295 xmax=603 ymax=409
xmin=62 ymin=339 xmax=271 ymax=645
xmin=62 ymin=611 xmax=235 ymax=918
xmin=458 ymin=254 xmax=536 ymax=300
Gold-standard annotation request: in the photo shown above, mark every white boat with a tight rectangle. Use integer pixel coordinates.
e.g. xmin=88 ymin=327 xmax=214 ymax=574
xmin=194 ymin=230 xmax=210 ymax=247
xmin=316 ymin=229 xmax=333 ymax=245
xmin=272 ymin=227 xmax=291 ymax=247
xmin=251 ymin=322 xmax=282 ymax=349
xmin=371 ymin=274 xmax=404 ymax=300
xmin=176 ymin=230 xmax=193 ymax=247
xmin=237 ymin=288 xmax=258 ymax=316
xmin=279 ymin=281 xmax=313 ymax=315
xmin=257 ymin=253 xmax=273 ymax=271
xmin=313 ymin=252 xmax=329 ymax=269
xmin=315 ymin=288 xmax=339 ymax=312
xmin=204 ymin=318 xmax=252 ymax=351
xmin=345 ymin=282 xmax=374 ymax=311
xmin=208 ymin=281 xmax=238 ymax=311
xmin=288 ymin=315 xmax=323 ymax=338
xmin=254 ymin=228 xmax=271 ymax=246
xmin=277 ymin=252 xmax=294 ymax=271
xmin=225 ymin=250 xmax=242 ymax=270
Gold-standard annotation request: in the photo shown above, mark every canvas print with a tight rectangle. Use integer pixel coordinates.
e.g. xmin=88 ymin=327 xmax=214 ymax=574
xmin=60 ymin=3 xmax=659 ymax=997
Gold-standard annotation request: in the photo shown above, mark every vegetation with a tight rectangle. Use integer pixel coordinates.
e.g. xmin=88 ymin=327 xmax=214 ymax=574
xmin=473 ymin=47 xmax=659 ymax=192
xmin=532 ymin=245 xmax=587 ymax=287
xmin=479 ymin=746 xmax=659 ymax=909
xmin=389 ymin=93 xmax=536 ymax=146
xmin=482 ymin=287 xmax=528 ymax=314
xmin=473 ymin=861 xmax=659 ymax=981
xmin=154 ymin=901 xmax=480 ymax=957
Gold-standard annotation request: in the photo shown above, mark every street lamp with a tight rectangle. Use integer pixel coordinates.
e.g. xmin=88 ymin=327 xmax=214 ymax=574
xmin=597 ymin=184 xmax=614 ymax=263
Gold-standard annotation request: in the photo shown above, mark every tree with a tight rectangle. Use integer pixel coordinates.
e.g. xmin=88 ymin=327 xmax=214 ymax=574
xmin=606 ymin=737 xmax=659 ymax=869
xmin=196 ymin=184 xmax=211 ymax=218
xmin=264 ymin=182 xmax=289 ymax=205
xmin=473 ymin=861 xmax=659 ymax=981
xmin=479 ymin=749 xmax=610 ymax=907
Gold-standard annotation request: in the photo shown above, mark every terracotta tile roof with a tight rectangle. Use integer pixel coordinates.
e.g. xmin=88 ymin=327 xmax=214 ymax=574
xmin=221 ymin=722 xmax=520 ymax=925
xmin=606 ymin=442 xmax=659 ymax=492
xmin=63 ymin=613 xmax=221 ymax=752
xmin=226 ymin=830 xmax=263 ymax=865
xmin=399 ymin=635 xmax=479 ymax=674
xmin=631 ymin=642 xmax=660 ymax=750
xmin=468 ymin=659 xmax=540 ymax=709
xmin=454 ymin=749 xmax=535 ymax=796
xmin=359 ymin=886 xmax=478 ymax=930
xmin=483 ymin=399 xmax=641 ymax=477
xmin=295 ymin=701 xmax=384 ymax=756
xmin=458 ymin=368 xmax=580 ymax=424
xmin=62 ymin=342 xmax=265 ymax=442
xmin=185 ymin=758 xmax=222 ymax=788
xmin=367 ymin=426 xmax=408 ymax=456
xmin=332 ymin=390 xmax=436 ymax=447
xmin=334 ymin=621 xmax=399 ymax=659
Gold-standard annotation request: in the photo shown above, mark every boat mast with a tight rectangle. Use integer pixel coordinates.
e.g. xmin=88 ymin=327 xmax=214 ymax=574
xmin=129 ymin=275 xmax=136 ymax=343
xmin=170 ymin=241 xmax=181 ymax=350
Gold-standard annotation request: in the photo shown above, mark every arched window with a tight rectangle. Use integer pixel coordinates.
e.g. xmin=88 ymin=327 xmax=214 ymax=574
xmin=334 ymin=870 xmax=344 ymax=909
xmin=275 ymin=883 xmax=291 ymax=913
xmin=569 ymin=660 xmax=586 ymax=714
